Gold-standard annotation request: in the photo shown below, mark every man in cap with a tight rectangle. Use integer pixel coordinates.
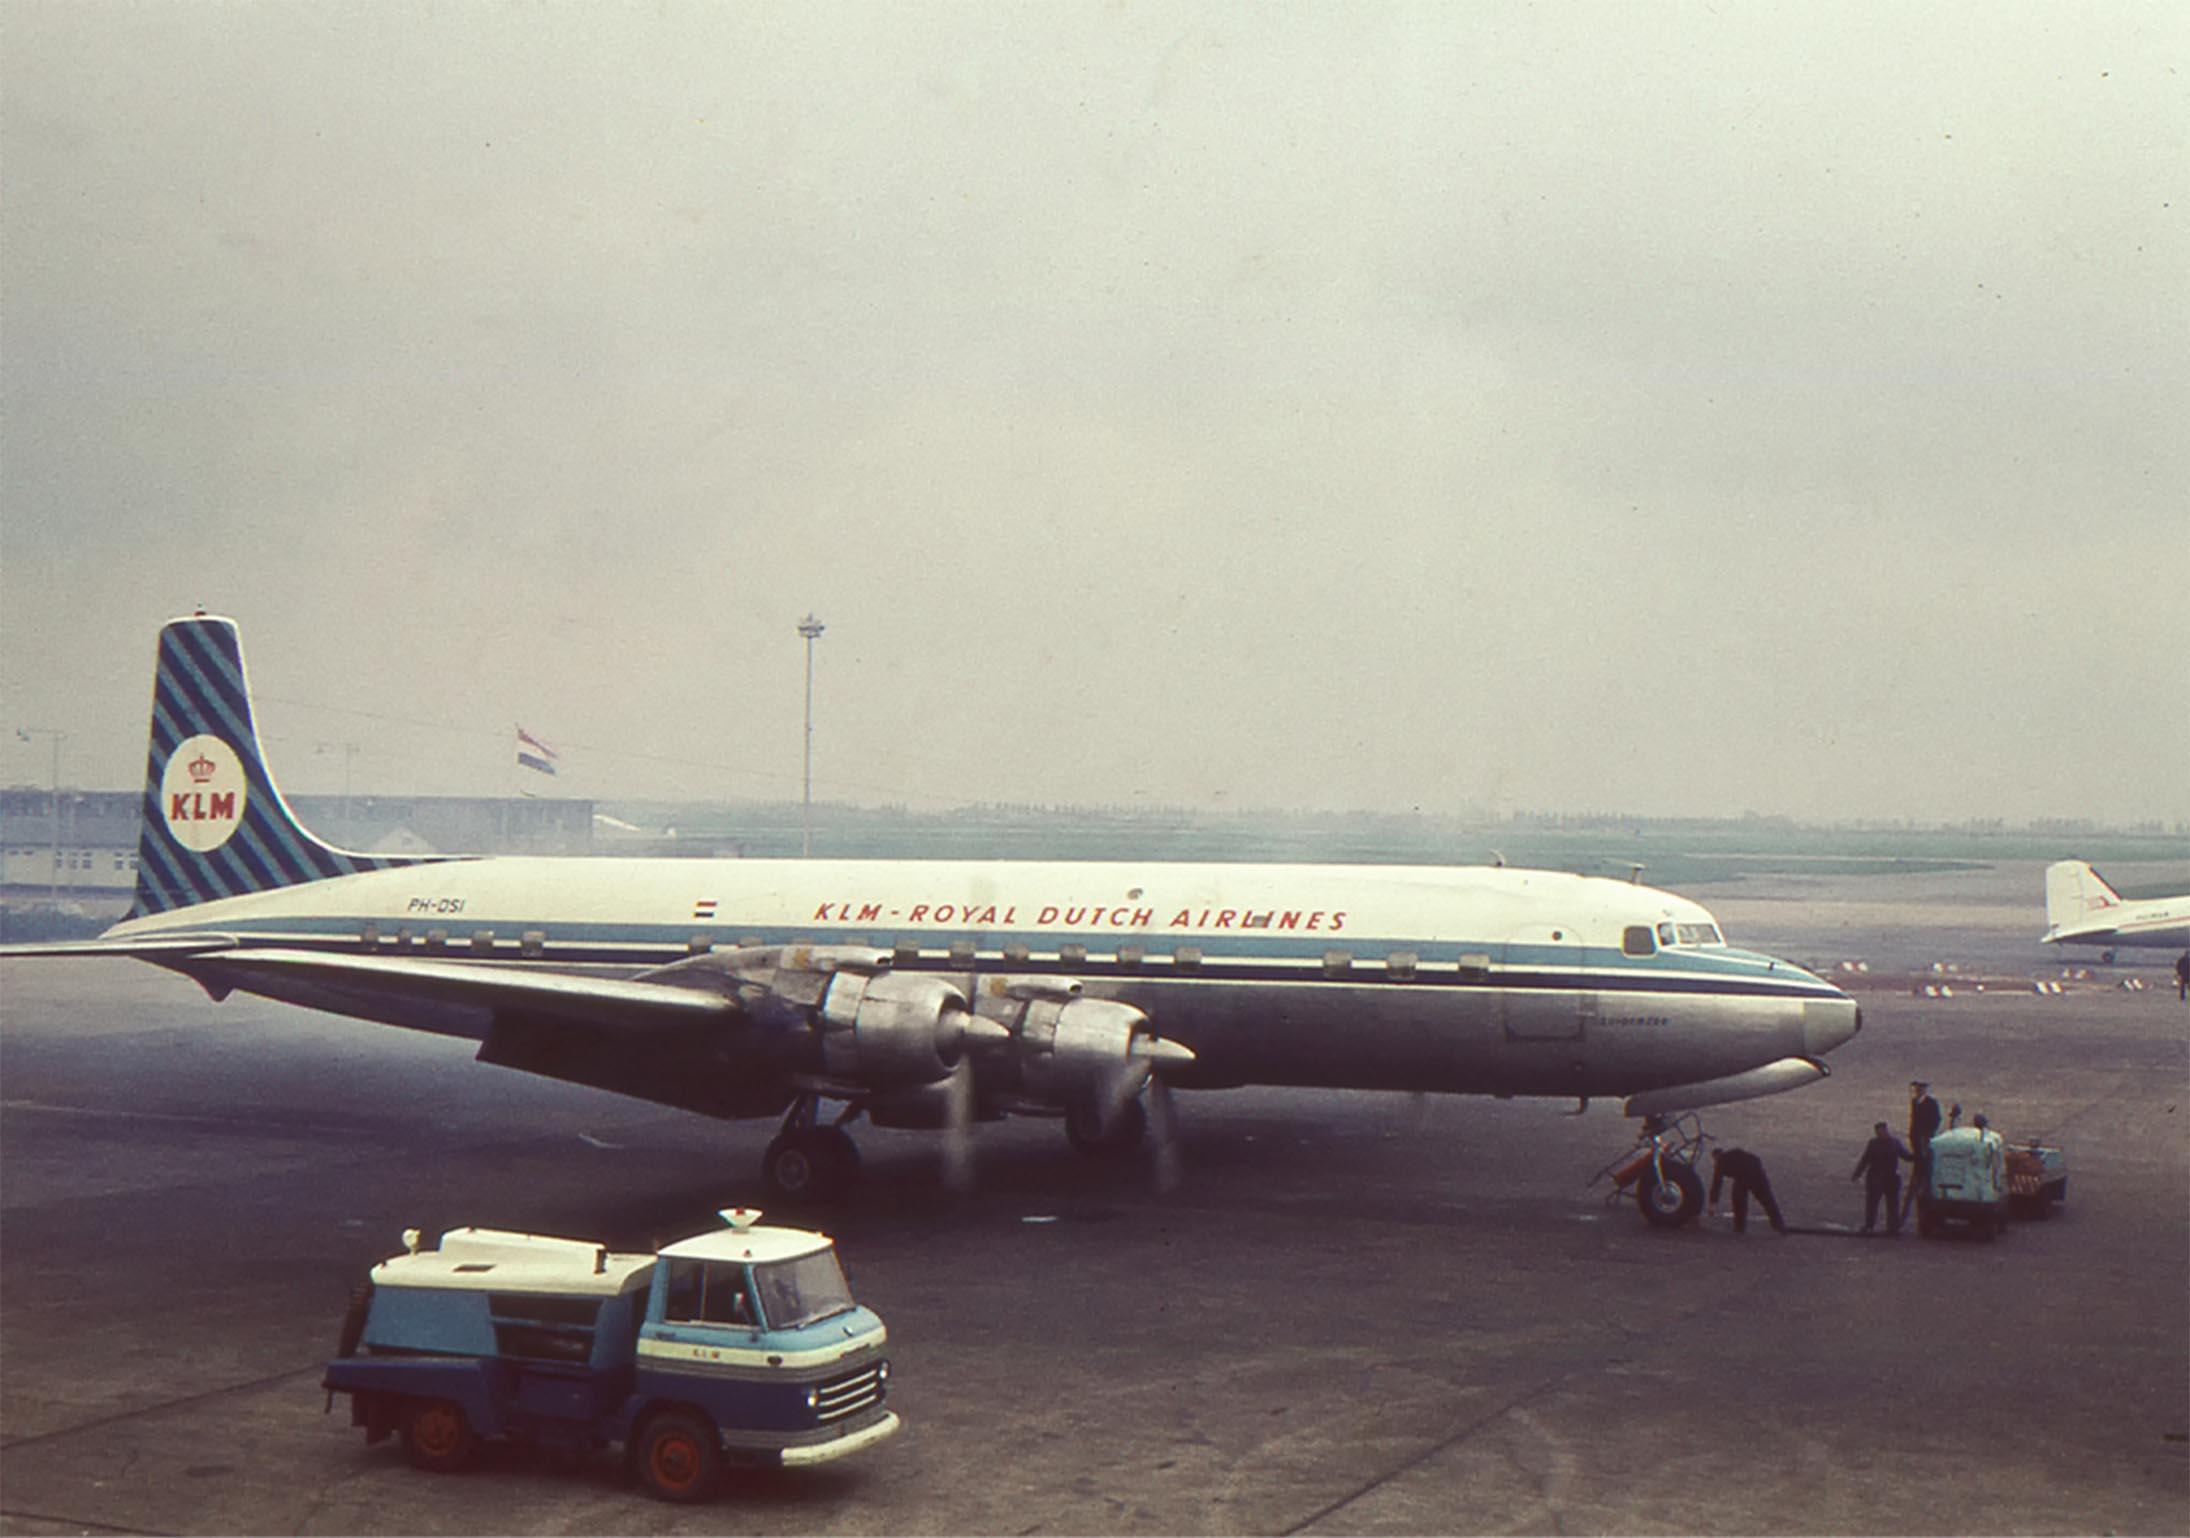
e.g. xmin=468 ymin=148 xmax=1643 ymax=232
xmin=1901 ymin=1080 xmax=1944 ymax=1226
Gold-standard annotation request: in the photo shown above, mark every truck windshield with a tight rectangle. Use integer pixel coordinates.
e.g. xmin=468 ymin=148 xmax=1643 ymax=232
xmin=753 ymin=1249 xmax=855 ymax=1330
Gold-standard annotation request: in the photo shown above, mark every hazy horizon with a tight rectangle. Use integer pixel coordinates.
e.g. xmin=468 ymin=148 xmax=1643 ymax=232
xmin=5 ymin=4 xmax=2185 ymax=828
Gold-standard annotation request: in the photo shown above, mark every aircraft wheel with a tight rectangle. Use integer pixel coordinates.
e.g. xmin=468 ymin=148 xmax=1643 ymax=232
xmin=1638 ymin=1162 xmax=1704 ymax=1228
xmin=762 ymin=1129 xmax=857 ymax=1203
xmin=636 ymin=1411 xmax=722 ymax=1504
xmin=400 ymin=1398 xmax=480 ymax=1473
xmin=1065 ymin=1095 xmax=1147 ymax=1157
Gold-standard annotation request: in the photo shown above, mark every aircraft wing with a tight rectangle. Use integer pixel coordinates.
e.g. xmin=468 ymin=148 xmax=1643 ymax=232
xmin=176 ymin=948 xmax=739 ymax=1031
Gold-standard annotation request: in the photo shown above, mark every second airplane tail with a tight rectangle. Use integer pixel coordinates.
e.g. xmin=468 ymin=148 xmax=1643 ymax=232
xmin=130 ymin=614 xmax=430 ymax=917
xmin=2043 ymin=859 xmax=2123 ymax=939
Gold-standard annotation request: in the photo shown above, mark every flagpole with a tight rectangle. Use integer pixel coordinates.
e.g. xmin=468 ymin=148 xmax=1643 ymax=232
xmin=798 ymin=614 xmax=824 ymax=858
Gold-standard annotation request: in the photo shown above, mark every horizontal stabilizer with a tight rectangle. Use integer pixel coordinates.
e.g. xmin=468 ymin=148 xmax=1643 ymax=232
xmin=1622 ymin=1056 xmax=1830 ymax=1118
xmin=0 ymin=933 xmax=242 ymax=961
xmin=179 ymin=949 xmax=737 ymax=1030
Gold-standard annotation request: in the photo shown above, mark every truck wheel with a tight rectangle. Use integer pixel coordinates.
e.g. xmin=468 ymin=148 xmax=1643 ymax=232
xmin=400 ymin=1399 xmax=479 ymax=1473
xmin=637 ymin=1412 xmax=722 ymax=1503
xmin=1638 ymin=1162 xmax=1703 ymax=1228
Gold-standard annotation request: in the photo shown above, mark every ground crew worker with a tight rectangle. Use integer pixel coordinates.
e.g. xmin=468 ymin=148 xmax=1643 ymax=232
xmin=2175 ymin=949 xmax=2188 ymax=1001
xmin=1707 ymin=1146 xmax=1786 ymax=1234
xmin=1851 ymin=1121 xmax=1913 ymax=1235
xmin=1901 ymin=1080 xmax=1943 ymax=1225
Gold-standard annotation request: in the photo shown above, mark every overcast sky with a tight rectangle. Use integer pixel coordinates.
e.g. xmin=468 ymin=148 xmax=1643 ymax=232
xmin=3 ymin=3 xmax=2184 ymax=827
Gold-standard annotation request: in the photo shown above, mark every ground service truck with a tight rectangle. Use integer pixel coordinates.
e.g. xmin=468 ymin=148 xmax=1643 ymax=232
xmin=323 ymin=1209 xmax=898 ymax=1502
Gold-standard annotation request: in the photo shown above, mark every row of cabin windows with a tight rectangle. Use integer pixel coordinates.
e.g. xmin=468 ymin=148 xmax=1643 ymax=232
xmin=351 ymin=923 xmax=1715 ymax=975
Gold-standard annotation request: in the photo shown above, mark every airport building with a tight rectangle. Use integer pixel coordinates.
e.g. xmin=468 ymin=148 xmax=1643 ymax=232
xmin=0 ymin=788 xmax=596 ymax=900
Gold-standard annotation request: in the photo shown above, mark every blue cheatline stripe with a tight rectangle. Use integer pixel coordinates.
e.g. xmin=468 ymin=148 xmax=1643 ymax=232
xmin=142 ymin=913 xmax=1840 ymax=1000
xmin=130 ymin=617 xmax=442 ymax=916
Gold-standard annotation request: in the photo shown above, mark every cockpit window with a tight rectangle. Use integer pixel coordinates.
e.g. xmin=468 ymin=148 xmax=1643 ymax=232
xmin=1622 ymin=925 xmax=1657 ymax=957
xmin=1657 ymin=922 xmax=1677 ymax=945
xmin=1673 ymin=922 xmax=1724 ymax=946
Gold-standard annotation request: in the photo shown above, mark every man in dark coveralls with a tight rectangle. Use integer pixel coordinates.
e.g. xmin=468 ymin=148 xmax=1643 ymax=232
xmin=1901 ymin=1080 xmax=1944 ymax=1226
xmin=1851 ymin=1121 xmax=1914 ymax=1234
xmin=1708 ymin=1146 xmax=1786 ymax=1233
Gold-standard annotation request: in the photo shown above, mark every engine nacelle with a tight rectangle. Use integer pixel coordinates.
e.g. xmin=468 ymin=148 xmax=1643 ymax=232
xmin=1012 ymin=995 xmax=1155 ymax=1100
xmin=818 ymin=969 xmax=982 ymax=1085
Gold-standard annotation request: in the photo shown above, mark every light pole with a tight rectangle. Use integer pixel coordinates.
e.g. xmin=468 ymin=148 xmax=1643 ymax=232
xmin=798 ymin=614 xmax=825 ymax=857
xmin=17 ymin=728 xmax=65 ymax=901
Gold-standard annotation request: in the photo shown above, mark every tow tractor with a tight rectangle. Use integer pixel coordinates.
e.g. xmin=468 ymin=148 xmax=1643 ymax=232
xmin=1595 ymin=1112 xmax=1713 ymax=1227
xmin=323 ymin=1209 xmax=897 ymax=1502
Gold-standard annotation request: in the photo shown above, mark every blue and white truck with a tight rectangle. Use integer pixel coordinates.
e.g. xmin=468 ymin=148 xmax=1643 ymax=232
xmin=323 ymin=1209 xmax=897 ymax=1501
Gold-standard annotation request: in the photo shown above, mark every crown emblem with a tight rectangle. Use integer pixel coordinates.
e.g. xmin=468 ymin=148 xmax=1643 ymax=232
xmin=187 ymin=751 xmax=218 ymax=783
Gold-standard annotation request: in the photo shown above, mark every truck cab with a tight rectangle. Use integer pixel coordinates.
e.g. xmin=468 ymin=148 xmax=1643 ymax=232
xmin=324 ymin=1209 xmax=896 ymax=1501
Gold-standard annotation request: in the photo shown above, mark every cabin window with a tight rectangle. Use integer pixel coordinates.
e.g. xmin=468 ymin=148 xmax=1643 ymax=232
xmin=1060 ymin=943 xmax=1088 ymax=965
xmin=1173 ymin=946 xmax=1203 ymax=970
xmin=1386 ymin=950 xmax=1418 ymax=979
xmin=1623 ymin=926 xmax=1657 ymax=957
xmin=1322 ymin=950 xmax=1352 ymax=977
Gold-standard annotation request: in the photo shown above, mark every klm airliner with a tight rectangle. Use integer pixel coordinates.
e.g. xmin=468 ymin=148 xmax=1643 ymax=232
xmin=2 ymin=615 xmax=1861 ymax=1223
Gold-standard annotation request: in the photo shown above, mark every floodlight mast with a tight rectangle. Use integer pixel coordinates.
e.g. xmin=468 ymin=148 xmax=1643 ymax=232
xmin=798 ymin=614 xmax=825 ymax=857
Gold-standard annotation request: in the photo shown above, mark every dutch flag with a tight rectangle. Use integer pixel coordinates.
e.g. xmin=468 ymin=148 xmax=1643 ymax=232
xmin=516 ymin=726 xmax=560 ymax=777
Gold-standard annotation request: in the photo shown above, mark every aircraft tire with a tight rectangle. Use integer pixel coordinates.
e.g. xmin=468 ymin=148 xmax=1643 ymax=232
xmin=635 ymin=1411 xmax=723 ymax=1504
xmin=1638 ymin=1162 xmax=1703 ymax=1228
xmin=1064 ymin=1095 xmax=1147 ymax=1157
xmin=761 ymin=1129 xmax=856 ymax=1203
xmin=399 ymin=1398 xmax=480 ymax=1474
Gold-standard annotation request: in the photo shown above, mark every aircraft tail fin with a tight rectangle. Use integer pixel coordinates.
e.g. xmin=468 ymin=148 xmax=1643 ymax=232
xmin=130 ymin=615 xmax=429 ymax=917
xmin=2043 ymin=859 xmax=2123 ymax=939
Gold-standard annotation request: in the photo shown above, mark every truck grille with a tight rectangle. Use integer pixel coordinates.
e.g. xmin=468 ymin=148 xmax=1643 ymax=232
xmin=815 ymin=1361 xmax=886 ymax=1423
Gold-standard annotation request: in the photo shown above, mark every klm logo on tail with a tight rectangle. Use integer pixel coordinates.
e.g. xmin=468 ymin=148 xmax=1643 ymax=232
xmin=132 ymin=616 xmax=433 ymax=916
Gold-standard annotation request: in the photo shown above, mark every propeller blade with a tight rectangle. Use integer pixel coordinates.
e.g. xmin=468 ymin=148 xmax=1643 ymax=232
xmin=941 ymin=1055 xmax=976 ymax=1193
xmin=1148 ymin=1077 xmax=1180 ymax=1194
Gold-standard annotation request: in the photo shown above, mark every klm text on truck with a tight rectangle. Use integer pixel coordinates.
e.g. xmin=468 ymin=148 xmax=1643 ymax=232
xmin=323 ymin=1209 xmax=898 ymax=1502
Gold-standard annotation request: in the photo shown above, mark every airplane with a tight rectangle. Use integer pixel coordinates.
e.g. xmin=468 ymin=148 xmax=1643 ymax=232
xmin=0 ymin=614 xmax=1862 ymax=1224
xmin=2041 ymin=859 xmax=2190 ymax=961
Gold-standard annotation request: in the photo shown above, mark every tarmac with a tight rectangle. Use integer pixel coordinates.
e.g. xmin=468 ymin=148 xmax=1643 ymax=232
xmin=2 ymin=859 xmax=2185 ymax=1535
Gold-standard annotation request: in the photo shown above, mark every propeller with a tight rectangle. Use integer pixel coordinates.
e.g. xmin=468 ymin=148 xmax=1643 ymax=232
xmin=1147 ymin=1074 xmax=1180 ymax=1193
xmin=940 ymin=1054 xmax=977 ymax=1194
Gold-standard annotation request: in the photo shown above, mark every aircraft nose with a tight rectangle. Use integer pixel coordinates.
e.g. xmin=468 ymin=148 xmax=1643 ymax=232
xmin=1803 ymin=993 xmax=1862 ymax=1058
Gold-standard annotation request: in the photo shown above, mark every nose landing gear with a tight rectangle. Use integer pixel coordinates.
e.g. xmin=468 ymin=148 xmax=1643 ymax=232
xmin=1595 ymin=1111 xmax=1712 ymax=1228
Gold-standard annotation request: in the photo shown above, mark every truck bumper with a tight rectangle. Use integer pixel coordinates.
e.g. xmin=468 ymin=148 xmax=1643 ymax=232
xmin=778 ymin=1411 xmax=900 ymax=1467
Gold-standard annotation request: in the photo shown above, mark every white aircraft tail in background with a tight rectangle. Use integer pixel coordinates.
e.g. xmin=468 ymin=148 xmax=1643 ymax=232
xmin=2042 ymin=860 xmax=2190 ymax=958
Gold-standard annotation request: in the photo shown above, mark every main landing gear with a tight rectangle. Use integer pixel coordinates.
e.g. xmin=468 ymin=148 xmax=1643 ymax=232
xmin=1596 ymin=1111 xmax=1711 ymax=1229
xmin=761 ymin=1096 xmax=863 ymax=1203
xmin=759 ymin=1084 xmax=1166 ymax=1202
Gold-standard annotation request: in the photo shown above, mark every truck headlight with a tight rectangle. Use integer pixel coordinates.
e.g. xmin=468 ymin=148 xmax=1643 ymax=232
xmin=803 ymin=1387 xmax=819 ymax=1411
